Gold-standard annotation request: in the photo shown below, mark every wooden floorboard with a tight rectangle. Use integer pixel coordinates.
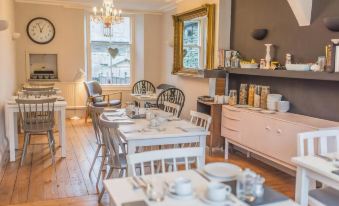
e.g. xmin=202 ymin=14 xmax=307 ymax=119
xmin=0 ymin=119 xmax=296 ymax=206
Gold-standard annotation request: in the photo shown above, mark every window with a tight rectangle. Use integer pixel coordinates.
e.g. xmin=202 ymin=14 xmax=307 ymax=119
xmin=183 ymin=17 xmax=207 ymax=70
xmin=90 ymin=17 xmax=131 ymax=85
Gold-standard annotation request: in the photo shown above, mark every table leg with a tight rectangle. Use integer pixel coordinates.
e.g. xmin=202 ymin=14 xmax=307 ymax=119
xmin=295 ymin=167 xmax=309 ymax=206
xmin=224 ymin=138 xmax=229 ymax=160
xmin=6 ymin=107 xmax=16 ymax=162
xmin=127 ymin=141 xmax=136 ymax=176
xmin=58 ymin=108 xmax=67 ymax=158
xmin=199 ymin=135 xmax=206 ymax=166
xmin=14 ymin=113 xmax=18 ymax=149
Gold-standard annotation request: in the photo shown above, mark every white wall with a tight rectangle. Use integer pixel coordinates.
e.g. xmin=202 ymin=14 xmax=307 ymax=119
xmin=134 ymin=14 xmax=163 ymax=87
xmin=0 ymin=0 xmax=17 ymax=163
xmin=14 ymin=3 xmax=163 ymax=114
xmin=160 ymin=0 xmax=221 ymax=118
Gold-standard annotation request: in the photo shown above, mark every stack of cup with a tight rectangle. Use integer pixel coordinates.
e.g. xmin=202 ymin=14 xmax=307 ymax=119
xmin=267 ymin=94 xmax=282 ymax=111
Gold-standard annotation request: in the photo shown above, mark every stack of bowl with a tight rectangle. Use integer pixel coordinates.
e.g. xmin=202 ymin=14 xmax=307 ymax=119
xmin=267 ymin=94 xmax=282 ymax=111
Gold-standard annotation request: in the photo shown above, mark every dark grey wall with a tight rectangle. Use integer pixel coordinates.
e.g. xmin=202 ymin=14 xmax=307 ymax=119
xmin=228 ymin=0 xmax=339 ymax=122
xmin=231 ymin=0 xmax=339 ymax=63
xmin=229 ymin=75 xmax=339 ymax=122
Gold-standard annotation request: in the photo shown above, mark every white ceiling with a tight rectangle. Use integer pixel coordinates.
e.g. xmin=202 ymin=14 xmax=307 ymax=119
xmin=15 ymin=0 xmax=180 ymax=13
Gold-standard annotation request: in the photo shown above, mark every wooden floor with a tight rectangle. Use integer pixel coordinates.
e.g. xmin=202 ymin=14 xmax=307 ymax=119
xmin=0 ymin=119 xmax=295 ymax=206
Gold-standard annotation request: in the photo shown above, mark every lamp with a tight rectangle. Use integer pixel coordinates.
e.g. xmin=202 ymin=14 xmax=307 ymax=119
xmin=0 ymin=20 xmax=8 ymax=31
xmin=70 ymin=68 xmax=85 ymax=120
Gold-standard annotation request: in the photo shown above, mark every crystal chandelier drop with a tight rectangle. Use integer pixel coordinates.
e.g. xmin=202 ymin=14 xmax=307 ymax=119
xmin=91 ymin=0 xmax=123 ymax=37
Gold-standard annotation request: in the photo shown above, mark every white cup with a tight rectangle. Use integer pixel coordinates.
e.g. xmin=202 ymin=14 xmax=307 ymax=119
xmin=207 ymin=182 xmax=231 ymax=202
xmin=277 ymin=101 xmax=290 ymax=112
xmin=173 ymin=177 xmax=192 ymax=196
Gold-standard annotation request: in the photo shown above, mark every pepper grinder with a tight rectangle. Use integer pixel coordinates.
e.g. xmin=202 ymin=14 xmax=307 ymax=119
xmin=265 ymin=44 xmax=272 ymax=69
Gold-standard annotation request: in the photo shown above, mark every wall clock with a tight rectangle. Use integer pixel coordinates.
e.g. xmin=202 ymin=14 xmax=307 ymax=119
xmin=27 ymin=17 xmax=55 ymax=44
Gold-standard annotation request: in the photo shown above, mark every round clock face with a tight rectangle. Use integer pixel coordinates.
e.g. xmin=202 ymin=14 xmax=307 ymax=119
xmin=27 ymin=17 xmax=55 ymax=44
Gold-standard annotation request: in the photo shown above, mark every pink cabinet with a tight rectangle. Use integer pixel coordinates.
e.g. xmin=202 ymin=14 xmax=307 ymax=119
xmin=222 ymin=106 xmax=241 ymax=143
xmin=221 ymin=105 xmax=331 ymax=169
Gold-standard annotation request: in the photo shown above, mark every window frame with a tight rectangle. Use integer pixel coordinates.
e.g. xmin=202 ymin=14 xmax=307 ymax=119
xmin=86 ymin=13 xmax=135 ymax=90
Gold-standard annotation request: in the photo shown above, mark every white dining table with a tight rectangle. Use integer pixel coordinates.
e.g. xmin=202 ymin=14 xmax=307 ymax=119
xmin=5 ymin=97 xmax=67 ymax=162
xmin=130 ymin=93 xmax=158 ymax=108
xmin=103 ymin=170 xmax=299 ymax=206
xmin=292 ymin=154 xmax=339 ymax=206
xmin=104 ymin=110 xmax=209 ymax=176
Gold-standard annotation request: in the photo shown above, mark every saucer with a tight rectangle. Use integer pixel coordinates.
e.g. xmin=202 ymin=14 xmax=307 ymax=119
xmin=168 ymin=191 xmax=196 ymax=200
xmin=200 ymin=194 xmax=234 ymax=206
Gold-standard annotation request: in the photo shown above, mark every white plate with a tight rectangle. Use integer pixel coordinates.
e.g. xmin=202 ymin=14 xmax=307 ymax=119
xmin=203 ymin=163 xmax=242 ymax=179
xmin=200 ymin=194 xmax=234 ymax=206
xmin=260 ymin=110 xmax=276 ymax=114
xmin=168 ymin=191 xmax=196 ymax=200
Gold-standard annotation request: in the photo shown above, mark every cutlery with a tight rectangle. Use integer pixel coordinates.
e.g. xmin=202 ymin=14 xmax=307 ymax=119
xmin=315 ymin=154 xmax=334 ymax=162
xmin=195 ymin=170 xmax=210 ymax=182
xmin=128 ymin=178 xmax=140 ymax=190
xmin=175 ymin=126 xmax=187 ymax=133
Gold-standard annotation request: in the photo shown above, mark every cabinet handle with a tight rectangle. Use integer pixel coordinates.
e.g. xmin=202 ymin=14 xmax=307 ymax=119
xmin=265 ymin=126 xmax=271 ymax=131
xmin=277 ymin=129 xmax=282 ymax=134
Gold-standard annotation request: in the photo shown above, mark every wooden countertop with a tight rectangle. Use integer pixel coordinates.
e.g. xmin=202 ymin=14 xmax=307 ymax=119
xmin=223 ymin=105 xmax=339 ymax=129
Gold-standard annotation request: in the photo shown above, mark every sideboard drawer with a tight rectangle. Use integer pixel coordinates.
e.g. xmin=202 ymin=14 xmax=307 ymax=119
xmin=222 ymin=115 xmax=241 ymax=131
xmin=223 ymin=106 xmax=242 ymax=120
xmin=221 ymin=126 xmax=241 ymax=143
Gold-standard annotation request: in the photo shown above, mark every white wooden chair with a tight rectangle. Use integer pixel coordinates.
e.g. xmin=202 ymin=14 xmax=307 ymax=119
xmin=190 ymin=111 xmax=211 ymax=132
xmin=97 ymin=114 xmax=128 ymax=202
xmin=163 ymin=101 xmax=181 ymax=118
xmin=164 ymin=111 xmax=211 ymax=169
xmin=297 ymin=129 xmax=339 ymax=206
xmin=127 ymin=147 xmax=204 ymax=176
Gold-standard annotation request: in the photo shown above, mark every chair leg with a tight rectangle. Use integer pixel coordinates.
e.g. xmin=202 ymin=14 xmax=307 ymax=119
xmin=98 ymin=167 xmax=114 ymax=203
xmin=96 ymin=150 xmax=107 ymax=188
xmin=47 ymin=131 xmax=56 ymax=165
xmin=20 ymin=133 xmax=30 ymax=166
xmin=89 ymin=144 xmax=101 ymax=177
xmin=49 ymin=130 xmax=56 ymax=154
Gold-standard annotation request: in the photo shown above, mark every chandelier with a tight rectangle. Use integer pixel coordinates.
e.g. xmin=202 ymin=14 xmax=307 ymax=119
xmin=91 ymin=0 xmax=123 ymax=37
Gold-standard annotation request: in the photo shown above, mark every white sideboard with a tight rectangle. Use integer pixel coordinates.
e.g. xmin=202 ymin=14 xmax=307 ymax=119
xmin=221 ymin=105 xmax=339 ymax=170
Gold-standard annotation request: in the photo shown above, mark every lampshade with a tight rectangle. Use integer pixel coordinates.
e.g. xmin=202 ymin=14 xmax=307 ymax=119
xmin=73 ymin=68 xmax=85 ymax=82
xmin=0 ymin=20 xmax=8 ymax=31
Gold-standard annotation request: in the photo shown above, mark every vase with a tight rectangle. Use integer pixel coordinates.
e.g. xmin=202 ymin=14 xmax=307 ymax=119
xmin=265 ymin=44 xmax=272 ymax=69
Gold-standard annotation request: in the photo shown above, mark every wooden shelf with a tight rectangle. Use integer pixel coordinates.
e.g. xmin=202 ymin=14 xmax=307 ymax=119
xmin=204 ymin=68 xmax=339 ymax=82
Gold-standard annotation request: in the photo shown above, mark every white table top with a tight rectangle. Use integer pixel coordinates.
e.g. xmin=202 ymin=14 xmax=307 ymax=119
xmin=103 ymin=170 xmax=298 ymax=206
xmin=131 ymin=93 xmax=158 ymax=101
xmin=292 ymin=155 xmax=339 ymax=183
xmin=103 ymin=110 xmax=209 ymax=141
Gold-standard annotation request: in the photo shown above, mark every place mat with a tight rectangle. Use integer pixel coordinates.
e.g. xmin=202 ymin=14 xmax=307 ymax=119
xmin=222 ymin=180 xmax=289 ymax=206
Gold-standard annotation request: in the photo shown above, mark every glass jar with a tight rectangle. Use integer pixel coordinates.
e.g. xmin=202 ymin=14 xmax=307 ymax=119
xmin=239 ymin=84 xmax=248 ymax=105
xmin=248 ymin=84 xmax=255 ymax=107
xmin=253 ymin=85 xmax=261 ymax=108
xmin=229 ymin=90 xmax=238 ymax=106
xmin=260 ymin=86 xmax=270 ymax=109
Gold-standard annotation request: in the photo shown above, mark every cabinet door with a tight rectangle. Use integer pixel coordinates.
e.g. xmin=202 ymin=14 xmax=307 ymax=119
xmin=241 ymin=111 xmax=266 ymax=150
xmin=268 ymin=120 xmax=315 ymax=166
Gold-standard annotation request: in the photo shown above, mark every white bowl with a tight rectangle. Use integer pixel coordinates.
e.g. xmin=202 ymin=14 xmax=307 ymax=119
xmin=267 ymin=101 xmax=277 ymax=111
xmin=277 ymin=101 xmax=290 ymax=112
xmin=267 ymin=94 xmax=282 ymax=101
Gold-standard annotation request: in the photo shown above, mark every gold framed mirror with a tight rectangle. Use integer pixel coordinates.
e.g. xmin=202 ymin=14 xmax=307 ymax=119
xmin=172 ymin=4 xmax=215 ymax=76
